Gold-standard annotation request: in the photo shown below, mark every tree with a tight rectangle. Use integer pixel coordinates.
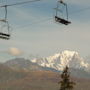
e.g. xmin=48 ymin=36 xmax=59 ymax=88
xmin=58 ymin=66 xmax=75 ymax=90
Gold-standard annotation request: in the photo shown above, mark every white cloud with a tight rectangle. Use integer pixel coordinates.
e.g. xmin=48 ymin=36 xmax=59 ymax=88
xmin=8 ymin=47 xmax=23 ymax=56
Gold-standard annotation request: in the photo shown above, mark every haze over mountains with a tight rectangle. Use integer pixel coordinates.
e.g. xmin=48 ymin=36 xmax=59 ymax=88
xmin=2 ymin=50 xmax=90 ymax=78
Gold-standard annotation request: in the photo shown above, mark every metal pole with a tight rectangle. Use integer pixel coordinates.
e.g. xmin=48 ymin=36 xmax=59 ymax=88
xmin=66 ymin=4 xmax=68 ymax=20
xmin=5 ymin=5 xmax=7 ymax=21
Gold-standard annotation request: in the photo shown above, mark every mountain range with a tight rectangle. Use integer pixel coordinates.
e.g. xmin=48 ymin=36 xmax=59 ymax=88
xmin=4 ymin=58 xmax=57 ymax=72
xmin=2 ymin=50 xmax=90 ymax=78
xmin=0 ymin=61 xmax=90 ymax=90
xmin=31 ymin=50 xmax=90 ymax=72
xmin=0 ymin=50 xmax=90 ymax=90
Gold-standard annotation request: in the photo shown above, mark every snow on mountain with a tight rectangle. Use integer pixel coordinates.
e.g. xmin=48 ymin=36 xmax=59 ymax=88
xmin=31 ymin=50 xmax=90 ymax=72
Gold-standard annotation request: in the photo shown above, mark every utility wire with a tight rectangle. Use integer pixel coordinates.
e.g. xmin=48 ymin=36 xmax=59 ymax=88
xmin=70 ymin=6 xmax=90 ymax=15
xmin=1 ymin=0 xmax=90 ymax=29
xmin=38 ymin=6 xmax=90 ymax=22
xmin=16 ymin=5 xmax=90 ymax=29
xmin=0 ymin=0 xmax=41 ymax=7
xmin=14 ymin=17 xmax=53 ymax=29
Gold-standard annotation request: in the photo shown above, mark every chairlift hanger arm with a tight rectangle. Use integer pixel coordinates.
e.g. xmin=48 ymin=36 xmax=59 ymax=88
xmin=0 ymin=0 xmax=40 ymax=8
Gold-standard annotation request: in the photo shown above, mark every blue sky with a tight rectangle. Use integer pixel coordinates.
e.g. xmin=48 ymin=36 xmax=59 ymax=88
xmin=0 ymin=0 xmax=90 ymax=62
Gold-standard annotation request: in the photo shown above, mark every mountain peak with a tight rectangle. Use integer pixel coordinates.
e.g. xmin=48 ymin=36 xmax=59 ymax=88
xmin=31 ymin=50 xmax=90 ymax=72
xmin=61 ymin=50 xmax=78 ymax=57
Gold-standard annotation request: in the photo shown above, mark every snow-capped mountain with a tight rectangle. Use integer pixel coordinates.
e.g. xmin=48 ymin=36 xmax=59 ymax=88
xmin=31 ymin=50 xmax=90 ymax=72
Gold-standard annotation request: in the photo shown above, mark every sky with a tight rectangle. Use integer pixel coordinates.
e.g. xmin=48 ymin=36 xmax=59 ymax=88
xmin=0 ymin=0 xmax=90 ymax=62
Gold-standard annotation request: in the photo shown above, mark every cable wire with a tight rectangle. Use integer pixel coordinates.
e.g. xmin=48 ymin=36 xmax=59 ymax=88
xmin=70 ymin=6 xmax=90 ymax=15
xmin=16 ymin=5 xmax=90 ymax=29
xmin=0 ymin=0 xmax=41 ymax=7
xmin=1 ymin=0 xmax=90 ymax=29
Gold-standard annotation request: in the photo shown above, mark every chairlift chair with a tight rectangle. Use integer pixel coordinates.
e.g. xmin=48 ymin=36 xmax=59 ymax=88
xmin=0 ymin=19 xmax=11 ymax=40
xmin=0 ymin=31 xmax=10 ymax=40
xmin=0 ymin=22 xmax=10 ymax=40
xmin=0 ymin=6 xmax=10 ymax=40
xmin=0 ymin=20 xmax=11 ymax=40
xmin=55 ymin=0 xmax=71 ymax=25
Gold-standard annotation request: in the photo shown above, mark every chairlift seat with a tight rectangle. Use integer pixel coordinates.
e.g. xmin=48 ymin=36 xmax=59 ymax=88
xmin=0 ymin=19 xmax=7 ymax=22
xmin=55 ymin=16 xmax=71 ymax=25
xmin=0 ymin=36 xmax=10 ymax=40
xmin=0 ymin=32 xmax=10 ymax=37
xmin=0 ymin=32 xmax=10 ymax=40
